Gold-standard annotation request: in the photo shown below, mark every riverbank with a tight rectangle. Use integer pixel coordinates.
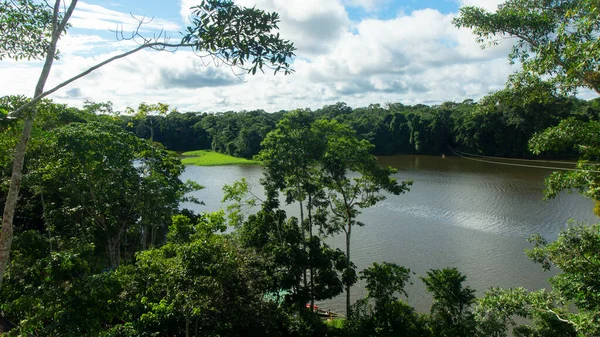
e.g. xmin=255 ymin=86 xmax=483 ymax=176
xmin=181 ymin=150 xmax=259 ymax=166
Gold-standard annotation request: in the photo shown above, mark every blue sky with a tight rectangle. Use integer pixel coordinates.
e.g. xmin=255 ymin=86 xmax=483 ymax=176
xmin=2 ymin=0 xmax=533 ymax=113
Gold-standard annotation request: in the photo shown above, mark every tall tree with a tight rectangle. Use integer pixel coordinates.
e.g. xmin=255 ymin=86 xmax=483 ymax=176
xmin=258 ymin=114 xmax=411 ymax=315
xmin=0 ymin=0 xmax=295 ymax=290
xmin=256 ymin=110 xmax=325 ymax=309
xmin=126 ymin=102 xmax=170 ymax=142
xmin=29 ymin=122 xmax=194 ymax=268
xmin=454 ymin=0 xmax=600 ymax=96
xmin=314 ymin=119 xmax=411 ymax=316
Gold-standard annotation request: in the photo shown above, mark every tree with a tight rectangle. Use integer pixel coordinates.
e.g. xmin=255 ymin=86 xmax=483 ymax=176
xmin=454 ymin=0 xmax=600 ymax=96
xmin=126 ymin=102 xmax=171 ymax=142
xmin=347 ymin=262 xmax=430 ymax=337
xmin=529 ymin=118 xmax=600 ymax=203
xmin=421 ymin=268 xmax=476 ymax=337
xmin=257 ymin=114 xmax=411 ymax=315
xmin=256 ymin=110 xmax=325 ymax=309
xmin=29 ymin=121 xmax=194 ymax=268
xmin=0 ymin=0 xmax=295 ymax=290
xmin=473 ymin=224 xmax=600 ymax=337
xmin=0 ymin=0 xmax=57 ymax=61
xmin=127 ymin=212 xmax=295 ymax=337
xmin=313 ymin=119 xmax=411 ymax=316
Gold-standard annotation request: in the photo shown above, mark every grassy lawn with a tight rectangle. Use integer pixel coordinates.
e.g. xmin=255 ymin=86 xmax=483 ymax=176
xmin=324 ymin=318 xmax=345 ymax=329
xmin=181 ymin=150 xmax=259 ymax=166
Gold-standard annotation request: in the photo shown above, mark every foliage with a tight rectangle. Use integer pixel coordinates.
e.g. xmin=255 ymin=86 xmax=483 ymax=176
xmin=345 ymin=262 xmax=431 ymax=337
xmin=28 ymin=121 xmax=195 ymax=268
xmin=198 ymin=110 xmax=279 ymax=158
xmin=222 ymin=177 xmax=259 ymax=227
xmin=181 ymin=149 xmax=259 ymax=166
xmin=1 ymin=230 xmax=125 ymax=336
xmin=256 ymin=111 xmax=410 ymax=314
xmin=183 ymin=0 xmax=295 ymax=76
xmin=137 ymin=96 xmax=600 ymax=160
xmin=421 ymin=268 xmax=477 ymax=337
xmin=529 ymin=119 xmax=600 ymax=200
xmin=362 ymin=262 xmax=412 ymax=305
xmin=114 ymin=212 xmax=293 ymax=337
xmin=0 ymin=0 xmax=57 ymax=61
xmin=453 ymin=89 xmax=579 ymax=156
xmin=0 ymin=0 xmax=296 ymax=295
xmin=454 ymin=0 xmax=600 ymax=95
xmin=474 ymin=224 xmax=600 ymax=337
xmin=125 ymin=102 xmax=171 ymax=142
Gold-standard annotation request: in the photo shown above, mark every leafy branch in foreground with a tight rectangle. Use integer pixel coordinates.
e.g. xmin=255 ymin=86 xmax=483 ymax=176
xmin=454 ymin=0 xmax=600 ymax=96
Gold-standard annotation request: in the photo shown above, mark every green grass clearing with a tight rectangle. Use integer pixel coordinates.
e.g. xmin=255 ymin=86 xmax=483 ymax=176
xmin=324 ymin=318 xmax=345 ymax=329
xmin=181 ymin=150 xmax=259 ymax=166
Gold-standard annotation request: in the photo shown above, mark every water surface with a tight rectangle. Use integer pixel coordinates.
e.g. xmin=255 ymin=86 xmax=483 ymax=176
xmin=181 ymin=155 xmax=596 ymax=314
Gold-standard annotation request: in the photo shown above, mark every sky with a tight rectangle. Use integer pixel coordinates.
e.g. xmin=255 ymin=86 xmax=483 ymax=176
xmin=1 ymin=0 xmax=529 ymax=113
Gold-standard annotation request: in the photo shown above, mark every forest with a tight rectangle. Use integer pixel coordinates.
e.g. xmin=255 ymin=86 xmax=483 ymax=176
xmin=1 ymin=0 xmax=600 ymax=336
xmin=114 ymin=92 xmax=600 ymax=160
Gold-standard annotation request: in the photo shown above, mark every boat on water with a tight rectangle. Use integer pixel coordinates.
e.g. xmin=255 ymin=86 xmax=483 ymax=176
xmin=305 ymin=304 xmax=344 ymax=320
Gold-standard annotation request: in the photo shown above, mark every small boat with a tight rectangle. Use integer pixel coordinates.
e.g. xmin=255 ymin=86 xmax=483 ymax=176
xmin=306 ymin=304 xmax=343 ymax=319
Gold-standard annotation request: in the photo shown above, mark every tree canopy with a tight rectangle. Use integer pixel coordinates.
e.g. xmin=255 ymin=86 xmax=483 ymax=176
xmin=0 ymin=0 xmax=57 ymax=61
xmin=0 ymin=0 xmax=295 ymax=292
xmin=454 ymin=0 xmax=600 ymax=96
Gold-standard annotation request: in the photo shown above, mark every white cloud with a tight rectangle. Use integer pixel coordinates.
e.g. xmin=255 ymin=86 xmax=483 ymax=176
xmin=1 ymin=1 xmax=542 ymax=115
xmin=179 ymin=0 xmax=197 ymax=23
xmin=57 ymin=34 xmax=108 ymax=56
xmin=457 ymin=0 xmax=505 ymax=11
xmin=71 ymin=1 xmax=181 ymax=33
xmin=344 ymin=0 xmax=391 ymax=12
xmin=186 ymin=0 xmax=350 ymax=55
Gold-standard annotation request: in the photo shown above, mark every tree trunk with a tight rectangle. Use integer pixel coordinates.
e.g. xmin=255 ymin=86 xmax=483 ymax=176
xmin=150 ymin=224 xmax=158 ymax=247
xmin=107 ymin=236 xmax=120 ymax=269
xmin=308 ymin=193 xmax=315 ymax=311
xmin=0 ymin=116 xmax=33 ymax=289
xmin=299 ymin=199 xmax=307 ymax=298
xmin=141 ymin=227 xmax=148 ymax=251
xmin=149 ymin=121 xmax=154 ymax=142
xmin=346 ymin=226 xmax=351 ymax=317
xmin=0 ymin=0 xmax=78 ymax=291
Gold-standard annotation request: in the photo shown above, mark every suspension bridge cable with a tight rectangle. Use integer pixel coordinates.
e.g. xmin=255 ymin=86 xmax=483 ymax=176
xmin=447 ymin=146 xmax=600 ymax=173
xmin=449 ymin=146 xmax=600 ymax=166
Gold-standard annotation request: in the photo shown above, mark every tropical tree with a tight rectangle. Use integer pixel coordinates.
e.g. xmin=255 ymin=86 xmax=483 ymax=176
xmin=126 ymin=102 xmax=171 ymax=142
xmin=454 ymin=0 xmax=600 ymax=96
xmin=28 ymin=121 xmax=195 ymax=268
xmin=256 ymin=110 xmax=325 ymax=309
xmin=474 ymin=224 xmax=600 ymax=337
xmin=0 ymin=0 xmax=295 ymax=290
xmin=113 ymin=213 xmax=289 ymax=337
xmin=529 ymin=118 xmax=600 ymax=203
xmin=421 ymin=268 xmax=476 ymax=337
xmin=313 ymin=119 xmax=411 ymax=315
xmin=347 ymin=262 xmax=430 ymax=337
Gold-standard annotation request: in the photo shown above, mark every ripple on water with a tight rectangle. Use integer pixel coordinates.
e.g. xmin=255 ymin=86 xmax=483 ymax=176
xmin=376 ymin=200 xmax=572 ymax=239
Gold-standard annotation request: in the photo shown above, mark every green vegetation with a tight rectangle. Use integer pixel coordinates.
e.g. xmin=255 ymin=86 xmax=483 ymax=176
xmin=324 ymin=319 xmax=345 ymax=329
xmin=0 ymin=0 xmax=295 ymax=292
xmin=110 ymin=95 xmax=600 ymax=162
xmin=181 ymin=149 xmax=259 ymax=166
xmin=1 ymin=0 xmax=599 ymax=336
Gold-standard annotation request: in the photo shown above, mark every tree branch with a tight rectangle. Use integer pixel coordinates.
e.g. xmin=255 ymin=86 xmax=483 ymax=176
xmin=9 ymin=41 xmax=195 ymax=118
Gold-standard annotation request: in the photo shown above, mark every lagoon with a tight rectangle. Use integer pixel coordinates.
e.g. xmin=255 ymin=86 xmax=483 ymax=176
xmin=180 ymin=155 xmax=596 ymax=314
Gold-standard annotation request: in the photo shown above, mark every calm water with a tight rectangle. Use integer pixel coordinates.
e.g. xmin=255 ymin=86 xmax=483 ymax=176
xmin=180 ymin=155 xmax=596 ymax=314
